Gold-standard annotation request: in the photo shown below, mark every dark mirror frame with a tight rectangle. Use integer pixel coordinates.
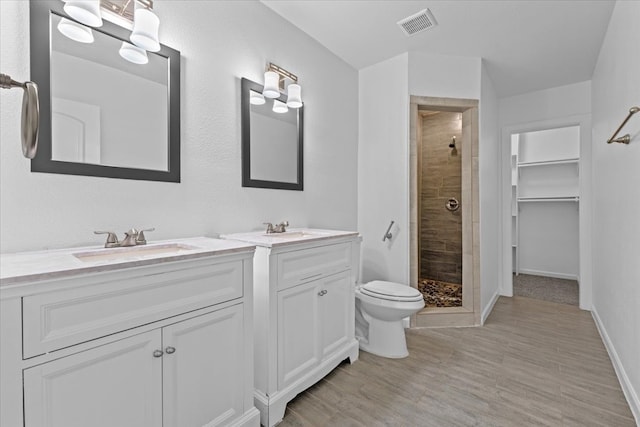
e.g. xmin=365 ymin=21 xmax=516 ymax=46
xmin=29 ymin=0 xmax=181 ymax=182
xmin=241 ymin=78 xmax=303 ymax=191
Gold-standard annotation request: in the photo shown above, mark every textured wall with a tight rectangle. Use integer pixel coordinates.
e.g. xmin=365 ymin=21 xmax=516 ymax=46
xmin=591 ymin=0 xmax=640 ymax=419
xmin=419 ymin=112 xmax=462 ymax=283
xmin=0 ymin=1 xmax=358 ymax=253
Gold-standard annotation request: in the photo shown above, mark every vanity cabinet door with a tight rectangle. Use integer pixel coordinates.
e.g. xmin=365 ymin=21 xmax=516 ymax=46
xmin=162 ymin=304 xmax=245 ymax=427
xmin=277 ymin=281 xmax=320 ymax=389
xmin=318 ymin=271 xmax=351 ymax=358
xmin=23 ymin=331 xmax=162 ymax=427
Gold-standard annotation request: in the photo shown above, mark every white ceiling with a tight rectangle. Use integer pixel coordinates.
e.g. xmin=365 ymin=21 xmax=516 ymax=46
xmin=260 ymin=0 xmax=616 ymax=97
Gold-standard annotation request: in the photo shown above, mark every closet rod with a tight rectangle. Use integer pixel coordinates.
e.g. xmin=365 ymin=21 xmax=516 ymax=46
xmin=607 ymin=106 xmax=639 ymax=144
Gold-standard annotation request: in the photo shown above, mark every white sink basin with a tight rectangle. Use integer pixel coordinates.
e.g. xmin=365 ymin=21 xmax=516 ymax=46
xmin=73 ymin=243 xmax=200 ymax=263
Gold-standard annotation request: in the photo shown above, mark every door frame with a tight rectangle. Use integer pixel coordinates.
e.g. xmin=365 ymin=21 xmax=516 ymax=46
xmin=409 ymin=96 xmax=481 ymax=327
xmin=499 ymin=114 xmax=592 ymax=310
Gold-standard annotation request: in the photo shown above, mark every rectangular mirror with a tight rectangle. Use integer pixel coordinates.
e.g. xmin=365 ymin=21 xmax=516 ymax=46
xmin=30 ymin=0 xmax=181 ymax=182
xmin=241 ymin=78 xmax=303 ymax=191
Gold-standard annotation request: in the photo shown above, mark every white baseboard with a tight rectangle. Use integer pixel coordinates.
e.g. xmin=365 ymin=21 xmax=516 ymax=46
xmin=481 ymin=290 xmax=500 ymax=325
xmin=591 ymin=307 xmax=639 ymax=424
xmin=518 ymin=268 xmax=577 ymax=281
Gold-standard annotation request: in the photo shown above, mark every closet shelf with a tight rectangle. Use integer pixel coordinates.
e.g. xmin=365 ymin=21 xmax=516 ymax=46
xmin=517 ymin=158 xmax=579 ymax=168
xmin=518 ymin=196 xmax=579 ymax=203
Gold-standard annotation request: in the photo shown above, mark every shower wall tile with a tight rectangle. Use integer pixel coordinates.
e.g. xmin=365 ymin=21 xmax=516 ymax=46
xmin=420 ymin=111 xmax=463 ymax=283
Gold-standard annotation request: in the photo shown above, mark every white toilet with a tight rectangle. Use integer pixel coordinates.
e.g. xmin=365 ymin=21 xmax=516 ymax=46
xmin=354 ymin=280 xmax=425 ymax=358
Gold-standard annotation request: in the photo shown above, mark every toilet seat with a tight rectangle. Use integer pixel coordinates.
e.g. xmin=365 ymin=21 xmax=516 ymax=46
xmin=360 ymin=281 xmax=423 ymax=302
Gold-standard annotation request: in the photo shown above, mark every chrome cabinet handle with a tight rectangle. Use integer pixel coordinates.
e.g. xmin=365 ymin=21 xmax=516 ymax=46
xmin=153 ymin=350 xmax=163 ymax=358
xmin=318 ymin=289 xmax=328 ymax=296
xmin=165 ymin=346 xmax=176 ymax=354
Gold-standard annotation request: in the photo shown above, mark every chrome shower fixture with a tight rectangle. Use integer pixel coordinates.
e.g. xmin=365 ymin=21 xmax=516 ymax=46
xmin=449 ymin=136 xmax=458 ymax=156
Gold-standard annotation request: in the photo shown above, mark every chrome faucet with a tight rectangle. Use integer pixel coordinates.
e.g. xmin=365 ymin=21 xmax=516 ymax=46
xmin=274 ymin=221 xmax=289 ymax=233
xmin=264 ymin=221 xmax=289 ymax=234
xmin=120 ymin=229 xmax=139 ymax=247
xmin=94 ymin=228 xmax=154 ymax=248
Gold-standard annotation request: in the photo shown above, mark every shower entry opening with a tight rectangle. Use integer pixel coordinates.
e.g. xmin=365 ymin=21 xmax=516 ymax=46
xmin=409 ymin=96 xmax=480 ymax=328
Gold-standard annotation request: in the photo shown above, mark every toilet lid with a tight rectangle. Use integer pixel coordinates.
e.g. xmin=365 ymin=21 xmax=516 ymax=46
xmin=361 ymin=281 xmax=424 ymax=302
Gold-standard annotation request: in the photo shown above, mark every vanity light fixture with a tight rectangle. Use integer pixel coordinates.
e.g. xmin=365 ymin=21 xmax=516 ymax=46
xmin=249 ymin=90 xmax=266 ymax=105
xmin=259 ymin=63 xmax=304 ymax=109
xmin=57 ymin=17 xmax=95 ymax=43
xmin=272 ymin=99 xmax=288 ymax=114
xmin=119 ymin=41 xmax=149 ymax=64
xmin=59 ymin=0 xmax=160 ymax=64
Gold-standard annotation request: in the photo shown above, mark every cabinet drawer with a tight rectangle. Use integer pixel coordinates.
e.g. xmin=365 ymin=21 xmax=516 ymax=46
xmin=277 ymin=242 xmax=351 ymax=291
xmin=23 ymin=260 xmax=243 ymax=359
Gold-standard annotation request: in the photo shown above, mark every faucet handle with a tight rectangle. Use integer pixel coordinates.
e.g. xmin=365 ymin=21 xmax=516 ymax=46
xmin=94 ymin=231 xmax=119 ymax=248
xmin=136 ymin=228 xmax=155 ymax=245
xmin=272 ymin=221 xmax=289 ymax=233
xmin=263 ymin=222 xmax=274 ymax=234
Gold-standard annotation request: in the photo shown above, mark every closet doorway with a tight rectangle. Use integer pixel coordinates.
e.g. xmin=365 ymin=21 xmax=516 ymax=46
xmin=511 ymin=126 xmax=579 ymax=305
xmin=501 ymin=116 xmax=592 ymax=310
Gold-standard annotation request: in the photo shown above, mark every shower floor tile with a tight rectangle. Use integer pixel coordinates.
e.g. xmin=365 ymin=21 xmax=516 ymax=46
xmin=418 ymin=278 xmax=462 ymax=307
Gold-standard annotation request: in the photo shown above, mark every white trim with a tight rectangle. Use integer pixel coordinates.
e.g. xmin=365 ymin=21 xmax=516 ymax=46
xmin=499 ymin=114 xmax=592 ymax=310
xmin=481 ymin=290 xmax=500 ymax=325
xmin=517 ymin=268 xmax=578 ymax=281
xmin=591 ymin=306 xmax=640 ymax=424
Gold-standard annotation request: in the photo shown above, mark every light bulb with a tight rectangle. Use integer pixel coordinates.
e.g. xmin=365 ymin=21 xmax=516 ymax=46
xmin=286 ymin=84 xmax=302 ymax=108
xmin=250 ymin=90 xmax=266 ymax=105
xmin=263 ymin=71 xmax=280 ymax=98
xmin=57 ymin=18 xmax=94 ymax=43
xmin=63 ymin=0 xmax=102 ymax=27
xmin=119 ymin=42 xmax=149 ymax=65
xmin=273 ymin=99 xmax=288 ymax=114
xmin=130 ymin=7 xmax=160 ymax=52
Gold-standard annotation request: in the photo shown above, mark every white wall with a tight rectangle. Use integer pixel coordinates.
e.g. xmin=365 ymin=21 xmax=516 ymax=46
xmin=358 ymin=53 xmax=409 ymax=284
xmin=518 ymin=126 xmax=580 ymax=163
xmin=408 ymin=53 xmax=481 ymax=100
xmin=498 ymin=81 xmax=592 ymax=308
xmin=0 ymin=0 xmax=358 ymax=253
xmin=479 ymin=61 xmax=500 ymax=322
xmin=590 ymin=0 xmax=640 ymax=420
xmin=499 ymin=81 xmax=591 ymax=126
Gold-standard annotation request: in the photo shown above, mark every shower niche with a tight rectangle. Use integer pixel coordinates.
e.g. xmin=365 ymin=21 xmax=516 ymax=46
xmin=410 ymin=97 xmax=480 ymax=327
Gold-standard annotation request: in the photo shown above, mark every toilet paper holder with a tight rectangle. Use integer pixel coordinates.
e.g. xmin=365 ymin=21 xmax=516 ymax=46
xmin=382 ymin=220 xmax=394 ymax=242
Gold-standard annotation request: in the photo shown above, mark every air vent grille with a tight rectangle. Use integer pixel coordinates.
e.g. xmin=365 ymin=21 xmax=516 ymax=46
xmin=397 ymin=8 xmax=438 ymax=36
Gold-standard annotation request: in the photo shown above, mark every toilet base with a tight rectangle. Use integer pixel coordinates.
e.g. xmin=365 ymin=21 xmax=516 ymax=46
xmin=357 ymin=318 xmax=409 ymax=359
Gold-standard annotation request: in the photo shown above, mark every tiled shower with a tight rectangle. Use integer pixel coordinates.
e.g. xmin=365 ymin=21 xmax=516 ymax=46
xmin=418 ymin=111 xmax=462 ymax=307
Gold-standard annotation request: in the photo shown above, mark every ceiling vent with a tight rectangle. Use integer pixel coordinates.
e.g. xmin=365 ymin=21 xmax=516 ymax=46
xmin=397 ymin=8 xmax=438 ymax=36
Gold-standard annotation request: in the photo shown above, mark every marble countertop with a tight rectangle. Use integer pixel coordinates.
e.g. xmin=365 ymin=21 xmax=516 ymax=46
xmin=221 ymin=228 xmax=359 ymax=248
xmin=0 ymin=237 xmax=255 ymax=287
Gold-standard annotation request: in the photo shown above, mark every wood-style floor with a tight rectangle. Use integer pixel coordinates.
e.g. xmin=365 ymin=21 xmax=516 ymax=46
xmin=279 ymin=296 xmax=636 ymax=427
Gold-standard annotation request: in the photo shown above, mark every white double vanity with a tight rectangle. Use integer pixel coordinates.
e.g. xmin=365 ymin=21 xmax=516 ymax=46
xmin=0 ymin=230 xmax=361 ymax=427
